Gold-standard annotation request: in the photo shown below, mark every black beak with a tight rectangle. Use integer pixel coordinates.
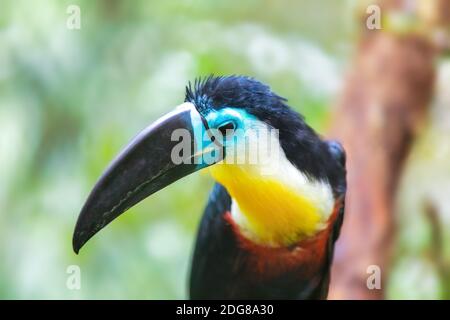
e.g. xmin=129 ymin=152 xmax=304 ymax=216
xmin=73 ymin=103 xmax=216 ymax=253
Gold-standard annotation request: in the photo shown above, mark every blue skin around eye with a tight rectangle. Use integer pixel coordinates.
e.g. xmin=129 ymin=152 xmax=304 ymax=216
xmin=190 ymin=108 xmax=257 ymax=168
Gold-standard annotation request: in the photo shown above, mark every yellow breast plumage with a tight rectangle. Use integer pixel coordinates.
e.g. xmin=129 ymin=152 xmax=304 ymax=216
xmin=209 ymin=161 xmax=332 ymax=247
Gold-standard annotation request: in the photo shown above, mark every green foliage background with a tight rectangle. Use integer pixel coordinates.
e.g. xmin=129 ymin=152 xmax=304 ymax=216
xmin=1 ymin=0 xmax=449 ymax=299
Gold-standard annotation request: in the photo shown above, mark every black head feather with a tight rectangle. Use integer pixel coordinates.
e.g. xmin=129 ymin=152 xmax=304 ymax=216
xmin=185 ymin=75 xmax=288 ymax=118
xmin=185 ymin=75 xmax=346 ymax=197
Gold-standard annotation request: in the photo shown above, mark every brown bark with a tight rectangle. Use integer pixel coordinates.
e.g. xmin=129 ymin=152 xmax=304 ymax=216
xmin=327 ymin=13 xmax=438 ymax=298
xmin=328 ymin=0 xmax=450 ymax=299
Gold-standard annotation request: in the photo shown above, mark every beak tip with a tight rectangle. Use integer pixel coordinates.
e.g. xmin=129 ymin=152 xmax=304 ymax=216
xmin=72 ymin=237 xmax=81 ymax=254
xmin=72 ymin=228 xmax=86 ymax=255
xmin=73 ymin=243 xmax=80 ymax=254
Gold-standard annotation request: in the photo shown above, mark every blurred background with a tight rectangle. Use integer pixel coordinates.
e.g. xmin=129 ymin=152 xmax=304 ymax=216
xmin=0 ymin=0 xmax=449 ymax=299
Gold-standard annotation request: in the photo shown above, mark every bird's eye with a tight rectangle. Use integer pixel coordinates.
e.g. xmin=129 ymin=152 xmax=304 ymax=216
xmin=218 ymin=121 xmax=236 ymax=137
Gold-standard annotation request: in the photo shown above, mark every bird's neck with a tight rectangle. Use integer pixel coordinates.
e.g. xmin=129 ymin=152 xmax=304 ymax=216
xmin=209 ymin=153 xmax=334 ymax=248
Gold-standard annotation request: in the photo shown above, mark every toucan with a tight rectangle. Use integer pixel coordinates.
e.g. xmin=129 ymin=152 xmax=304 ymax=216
xmin=73 ymin=76 xmax=346 ymax=299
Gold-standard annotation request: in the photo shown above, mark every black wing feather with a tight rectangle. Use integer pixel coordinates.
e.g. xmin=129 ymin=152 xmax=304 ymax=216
xmin=189 ymin=183 xmax=235 ymax=299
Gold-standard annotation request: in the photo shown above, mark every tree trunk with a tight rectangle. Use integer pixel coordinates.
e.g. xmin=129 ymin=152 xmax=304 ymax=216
xmin=327 ymin=0 xmax=443 ymax=299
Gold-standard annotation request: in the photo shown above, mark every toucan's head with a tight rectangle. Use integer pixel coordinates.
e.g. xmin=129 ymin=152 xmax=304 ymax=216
xmin=73 ymin=76 xmax=345 ymax=252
